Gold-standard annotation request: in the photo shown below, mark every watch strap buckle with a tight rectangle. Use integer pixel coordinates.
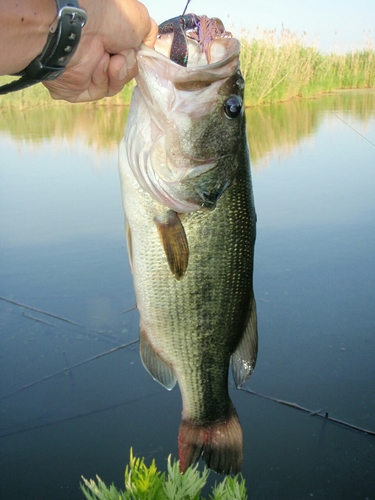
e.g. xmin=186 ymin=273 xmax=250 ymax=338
xmin=0 ymin=0 xmax=87 ymax=95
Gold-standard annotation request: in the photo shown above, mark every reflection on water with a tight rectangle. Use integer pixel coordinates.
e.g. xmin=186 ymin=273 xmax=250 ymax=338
xmin=0 ymin=91 xmax=374 ymax=499
xmin=0 ymin=105 xmax=130 ymax=148
xmin=1 ymin=89 xmax=374 ymax=161
xmin=247 ymin=89 xmax=375 ymax=167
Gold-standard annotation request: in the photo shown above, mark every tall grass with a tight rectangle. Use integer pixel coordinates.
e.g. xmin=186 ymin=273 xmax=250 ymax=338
xmin=240 ymin=27 xmax=375 ymax=106
xmin=0 ymin=75 xmax=135 ymax=109
xmin=0 ymin=28 xmax=374 ymax=108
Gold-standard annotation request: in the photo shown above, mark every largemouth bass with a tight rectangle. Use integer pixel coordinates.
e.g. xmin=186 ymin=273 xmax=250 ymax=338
xmin=119 ymin=14 xmax=257 ymax=475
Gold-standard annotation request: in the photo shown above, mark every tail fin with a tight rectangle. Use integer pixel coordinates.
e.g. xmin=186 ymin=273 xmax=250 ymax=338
xmin=178 ymin=406 xmax=243 ymax=475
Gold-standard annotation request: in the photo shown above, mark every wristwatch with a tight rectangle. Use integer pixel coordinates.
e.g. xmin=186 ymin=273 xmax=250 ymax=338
xmin=0 ymin=0 xmax=87 ymax=94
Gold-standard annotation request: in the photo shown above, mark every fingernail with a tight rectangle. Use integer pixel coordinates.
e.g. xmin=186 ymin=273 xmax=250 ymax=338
xmin=125 ymin=50 xmax=136 ymax=70
xmin=118 ymin=63 xmax=128 ymax=81
xmin=103 ymin=53 xmax=110 ymax=73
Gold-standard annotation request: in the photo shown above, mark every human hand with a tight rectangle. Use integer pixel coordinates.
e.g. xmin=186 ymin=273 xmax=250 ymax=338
xmin=43 ymin=0 xmax=158 ymax=103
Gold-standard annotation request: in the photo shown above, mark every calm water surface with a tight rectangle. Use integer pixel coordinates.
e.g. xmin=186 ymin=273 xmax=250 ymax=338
xmin=0 ymin=91 xmax=374 ymax=499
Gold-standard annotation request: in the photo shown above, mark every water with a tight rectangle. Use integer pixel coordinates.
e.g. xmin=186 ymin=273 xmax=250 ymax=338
xmin=0 ymin=91 xmax=374 ymax=499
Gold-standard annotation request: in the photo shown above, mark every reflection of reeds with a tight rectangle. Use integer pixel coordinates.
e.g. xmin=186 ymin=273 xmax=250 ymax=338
xmin=0 ymin=105 xmax=129 ymax=150
xmin=2 ymin=90 xmax=374 ymax=170
xmin=247 ymin=90 xmax=375 ymax=167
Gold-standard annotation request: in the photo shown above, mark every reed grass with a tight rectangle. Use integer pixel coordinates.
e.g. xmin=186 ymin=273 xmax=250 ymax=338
xmin=0 ymin=28 xmax=374 ymax=109
xmin=240 ymin=27 xmax=375 ymax=106
xmin=0 ymin=75 xmax=135 ymax=109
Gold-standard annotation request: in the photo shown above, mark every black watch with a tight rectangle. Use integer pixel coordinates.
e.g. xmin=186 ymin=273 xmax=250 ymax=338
xmin=0 ymin=0 xmax=87 ymax=94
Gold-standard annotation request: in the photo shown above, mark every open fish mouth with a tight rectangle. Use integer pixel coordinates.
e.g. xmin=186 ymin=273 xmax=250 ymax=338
xmin=137 ymin=14 xmax=240 ymax=76
xmin=157 ymin=14 xmax=234 ymax=67
xmin=126 ymin=13 xmax=244 ymax=214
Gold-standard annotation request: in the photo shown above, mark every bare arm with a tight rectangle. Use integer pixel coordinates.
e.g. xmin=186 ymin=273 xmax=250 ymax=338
xmin=0 ymin=0 xmax=158 ymax=102
xmin=0 ymin=1 xmax=56 ymax=75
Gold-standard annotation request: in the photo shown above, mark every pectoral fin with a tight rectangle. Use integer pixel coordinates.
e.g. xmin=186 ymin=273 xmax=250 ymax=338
xmin=140 ymin=328 xmax=176 ymax=390
xmin=154 ymin=210 xmax=189 ymax=280
xmin=231 ymin=295 xmax=258 ymax=388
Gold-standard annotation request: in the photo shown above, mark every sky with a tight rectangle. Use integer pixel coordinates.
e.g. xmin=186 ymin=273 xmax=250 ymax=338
xmin=145 ymin=0 xmax=375 ymax=53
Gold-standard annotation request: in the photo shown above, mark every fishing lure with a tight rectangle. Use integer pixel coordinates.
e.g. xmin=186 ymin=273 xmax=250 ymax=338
xmin=158 ymin=14 xmax=199 ymax=66
xmin=158 ymin=11 xmax=232 ymax=67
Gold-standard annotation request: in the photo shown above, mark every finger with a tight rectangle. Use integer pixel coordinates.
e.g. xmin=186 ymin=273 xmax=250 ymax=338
xmin=75 ymin=52 xmax=114 ymax=102
xmin=44 ymin=52 xmax=110 ymax=103
xmin=87 ymin=52 xmax=111 ymax=98
xmin=107 ymin=52 xmax=137 ymax=95
xmin=142 ymin=18 xmax=158 ymax=49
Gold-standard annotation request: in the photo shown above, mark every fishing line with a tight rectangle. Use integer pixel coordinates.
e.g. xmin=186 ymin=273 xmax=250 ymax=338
xmin=329 ymin=109 xmax=375 ymax=147
xmin=181 ymin=0 xmax=192 ymax=17
xmin=21 ymin=312 xmax=56 ymax=327
xmin=177 ymin=3 xmax=374 ymax=148
xmin=239 ymin=34 xmax=374 ymax=148
xmin=0 ymin=295 xmax=81 ymax=327
xmin=0 ymin=388 xmax=164 ymax=439
xmin=0 ymin=294 xmax=136 ymax=347
xmin=122 ymin=305 xmax=137 ymax=314
xmin=0 ymin=339 xmax=139 ymax=401
xmin=239 ymin=386 xmax=375 ymax=438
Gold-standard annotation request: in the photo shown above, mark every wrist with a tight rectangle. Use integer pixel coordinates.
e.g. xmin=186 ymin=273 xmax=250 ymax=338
xmin=0 ymin=1 xmax=87 ymax=94
xmin=0 ymin=0 xmax=56 ymax=75
xmin=20 ymin=1 xmax=87 ymax=81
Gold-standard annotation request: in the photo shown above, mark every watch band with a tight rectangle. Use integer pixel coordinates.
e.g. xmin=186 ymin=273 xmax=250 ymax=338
xmin=0 ymin=0 xmax=87 ymax=95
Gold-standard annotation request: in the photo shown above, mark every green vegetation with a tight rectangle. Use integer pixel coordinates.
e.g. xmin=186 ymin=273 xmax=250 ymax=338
xmin=1 ymin=29 xmax=374 ymax=109
xmin=0 ymin=76 xmax=135 ymax=108
xmin=81 ymin=449 xmax=247 ymax=500
xmin=240 ymin=27 xmax=375 ymax=105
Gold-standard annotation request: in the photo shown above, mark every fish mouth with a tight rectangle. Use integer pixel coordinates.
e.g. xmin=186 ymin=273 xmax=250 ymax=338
xmin=136 ymin=38 xmax=241 ymax=99
xmin=130 ymin=15 xmax=242 ymax=214
xmin=137 ymin=14 xmax=240 ymax=85
xmin=156 ymin=14 xmax=237 ymax=67
xmin=137 ymin=39 xmax=240 ymax=72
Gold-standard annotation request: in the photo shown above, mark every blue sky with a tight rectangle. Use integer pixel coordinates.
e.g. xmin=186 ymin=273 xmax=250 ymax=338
xmin=145 ymin=0 xmax=374 ymax=52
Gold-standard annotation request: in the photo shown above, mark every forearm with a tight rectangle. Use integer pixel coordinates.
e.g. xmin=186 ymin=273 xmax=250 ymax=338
xmin=0 ymin=0 xmax=56 ymax=75
xmin=0 ymin=0 xmax=157 ymax=102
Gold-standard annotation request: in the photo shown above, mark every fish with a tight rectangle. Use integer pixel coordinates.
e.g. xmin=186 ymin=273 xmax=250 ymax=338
xmin=118 ymin=13 xmax=257 ymax=475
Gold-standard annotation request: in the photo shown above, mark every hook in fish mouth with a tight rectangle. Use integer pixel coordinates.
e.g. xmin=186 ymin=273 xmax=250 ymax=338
xmin=158 ymin=14 xmax=231 ymax=67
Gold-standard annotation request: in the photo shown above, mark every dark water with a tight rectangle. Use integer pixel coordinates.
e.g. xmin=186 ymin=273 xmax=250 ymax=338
xmin=0 ymin=91 xmax=374 ymax=499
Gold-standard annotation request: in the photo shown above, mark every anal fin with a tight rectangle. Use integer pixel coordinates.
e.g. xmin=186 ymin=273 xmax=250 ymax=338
xmin=140 ymin=328 xmax=176 ymax=390
xmin=231 ymin=294 xmax=258 ymax=389
xmin=154 ymin=210 xmax=189 ymax=280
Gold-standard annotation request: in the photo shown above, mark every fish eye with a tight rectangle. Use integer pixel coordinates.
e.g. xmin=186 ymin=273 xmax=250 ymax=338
xmin=224 ymin=95 xmax=242 ymax=119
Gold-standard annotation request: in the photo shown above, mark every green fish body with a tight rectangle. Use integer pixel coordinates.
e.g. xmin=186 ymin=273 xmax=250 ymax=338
xmin=119 ymin=20 xmax=257 ymax=474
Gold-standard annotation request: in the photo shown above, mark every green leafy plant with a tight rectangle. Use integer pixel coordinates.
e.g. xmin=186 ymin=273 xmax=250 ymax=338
xmin=81 ymin=449 xmax=247 ymax=500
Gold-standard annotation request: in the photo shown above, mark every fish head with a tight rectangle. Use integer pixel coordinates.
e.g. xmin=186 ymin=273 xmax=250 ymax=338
xmin=126 ymin=23 xmax=246 ymax=213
